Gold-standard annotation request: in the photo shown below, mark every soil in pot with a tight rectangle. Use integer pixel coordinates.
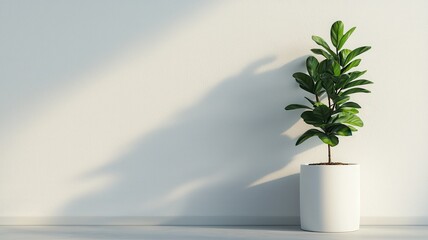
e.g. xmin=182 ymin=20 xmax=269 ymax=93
xmin=309 ymin=162 xmax=352 ymax=165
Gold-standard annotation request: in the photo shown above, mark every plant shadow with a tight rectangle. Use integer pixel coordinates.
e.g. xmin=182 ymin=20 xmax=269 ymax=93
xmin=59 ymin=55 xmax=320 ymax=223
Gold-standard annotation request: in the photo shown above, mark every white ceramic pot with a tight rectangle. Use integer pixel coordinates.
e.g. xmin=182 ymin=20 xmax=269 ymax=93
xmin=300 ymin=164 xmax=360 ymax=232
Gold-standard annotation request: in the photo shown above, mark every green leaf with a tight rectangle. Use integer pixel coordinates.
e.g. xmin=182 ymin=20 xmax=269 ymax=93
xmin=305 ymin=97 xmax=315 ymax=106
xmin=335 ymin=113 xmax=364 ymax=127
xmin=347 ymin=125 xmax=358 ymax=132
xmin=332 ymin=61 xmax=341 ymax=76
xmin=348 ymin=70 xmax=367 ymax=81
xmin=285 ymin=104 xmax=312 ymax=110
xmin=296 ymin=129 xmax=324 ymax=145
xmin=317 ymin=59 xmax=331 ymax=75
xmin=326 ymin=123 xmax=352 ymax=136
xmin=313 ymin=105 xmax=332 ymax=122
xmin=293 ymin=72 xmax=315 ymax=93
xmin=335 ymin=74 xmax=350 ymax=89
xmin=312 ymin=35 xmax=331 ymax=51
xmin=340 ymin=102 xmax=361 ymax=108
xmin=333 ymin=95 xmax=350 ymax=105
xmin=306 ymin=56 xmax=319 ymax=78
xmin=341 ymin=87 xmax=371 ymax=96
xmin=314 ymin=80 xmax=323 ymax=95
xmin=339 ymin=49 xmax=351 ymax=66
xmin=337 ymin=27 xmax=356 ymax=50
xmin=301 ymin=111 xmax=322 ymax=126
xmin=342 ymin=59 xmax=361 ymax=73
xmin=330 ymin=21 xmax=344 ymax=48
xmin=344 ymin=46 xmax=371 ymax=65
xmin=343 ymin=79 xmax=373 ymax=89
xmin=311 ymin=49 xmax=332 ymax=59
xmin=312 ymin=35 xmax=336 ymax=57
xmin=318 ymin=133 xmax=339 ymax=146
xmin=335 ymin=126 xmax=352 ymax=136
xmin=314 ymin=101 xmax=325 ymax=107
xmin=331 ymin=115 xmax=340 ymax=123
xmin=318 ymin=59 xmax=338 ymax=78
xmin=301 ymin=105 xmax=331 ymax=127
xmin=339 ymin=107 xmax=359 ymax=114
xmin=321 ymin=77 xmax=336 ymax=98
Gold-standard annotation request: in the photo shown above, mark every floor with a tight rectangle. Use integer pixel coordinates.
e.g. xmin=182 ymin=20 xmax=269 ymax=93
xmin=0 ymin=226 xmax=427 ymax=240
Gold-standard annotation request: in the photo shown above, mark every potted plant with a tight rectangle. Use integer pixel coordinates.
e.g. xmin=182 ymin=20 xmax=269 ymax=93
xmin=285 ymin=20 xmax=372 ymax=232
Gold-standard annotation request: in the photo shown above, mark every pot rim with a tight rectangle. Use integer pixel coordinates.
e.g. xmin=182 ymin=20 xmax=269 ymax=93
xmin=301 ymin=163 xmax=359 ymax=167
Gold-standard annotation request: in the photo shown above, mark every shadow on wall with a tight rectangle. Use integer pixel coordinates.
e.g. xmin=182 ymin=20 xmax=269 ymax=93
xmin=0 ymin=0 xmax=210 ymax=130
xmin=59 ymin=56 xmax=320 ymax=222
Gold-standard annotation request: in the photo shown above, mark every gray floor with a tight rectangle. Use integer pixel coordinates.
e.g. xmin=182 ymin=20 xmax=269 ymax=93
xmin=1 ymin=226 xmax=427 ymax=240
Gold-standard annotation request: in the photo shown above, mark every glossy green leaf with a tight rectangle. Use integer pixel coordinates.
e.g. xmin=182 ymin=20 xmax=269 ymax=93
xmin=293 ymin=72 xmax=314 ymax=93
xmin=339 ymin=49 xmax=351 ymax=66
xmin=313 ymin=105 xmax=332 ymax=122
xmin=312 ymin=35 xmax=331 ymax=50
xmin=335 ymin=126 xmax=352 ymax=136
xmin=318 ymin=133 xmax=339 ymax=146
xmin=344 ymin=46 xmax=371 ymax=65
xmin=340 ymin=102 xmax=361 ymax=108
xmin=326 ymin=123 xmax=352 ymax=136
xmin=330 ymin=21 xmax=344 ymax=48
xmin=314 ymin=80 xmax=323 ymax=95
xmin=340 ymin=108 xmax=359 ymax=114
xmin=335 ymin=74 xmax=350 ymax=89
xmin=344 ymin=79 xmax=373 ymax=89
xmin=312 ymin=35 xmax=336 ymax=57
xmin=301 ymin=111 xmax=322 ymax=126
xmin=331 ymin=115 xmax=340 ymax=123
xmin=335 ymin=113 xmax=364 ymax=127
xmin=296 ymin=129 xmax=324 ymax=145
xmin=341 ymin=87 xmax=371 ymax=96
xmin=301 ymin=105 xmax=331 ymax=127
xmin=285 ymin=104 xmax=312 ymax=110
xmin=348 ymin=70 xmax=367 ymax=81
xmin=317 ymin=59 xmax=330 ymax=75
xmin=332 ymin=61 xmax=341 ymax=76
xmin=347 ymin=125 xmax=358 ymax=132
xmin=322 ymin=77 xmax=336 ymax=98
xmin=337 ymin=27 xmax=356 ymax=50
xmin=314 ymin=101 xmax=325 ymax=107
xmin=333 ymin=95 xmax=350 ymax=105
xmin=311 ymin=48 xmax=332 ymax=59
xmin=306 ymin=56 xmax=319 ymax=77
xmin=305 ymin=97 xmax=315 ymax=106
xmin=342 ymin=59 xmax=361 ymax=73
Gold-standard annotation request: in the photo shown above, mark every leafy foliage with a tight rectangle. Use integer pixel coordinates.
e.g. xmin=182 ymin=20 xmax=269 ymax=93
xmin=285 ymin=21 xmax=372 ymax=161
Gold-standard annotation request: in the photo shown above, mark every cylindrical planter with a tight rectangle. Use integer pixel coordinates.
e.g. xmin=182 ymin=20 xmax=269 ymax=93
xmin=300 ymin=164 xmax=360 ymax=232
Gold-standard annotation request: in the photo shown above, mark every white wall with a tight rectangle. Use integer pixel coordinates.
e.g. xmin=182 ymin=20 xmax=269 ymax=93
xmin=1 ymin=0 xmax=428 ymax=225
